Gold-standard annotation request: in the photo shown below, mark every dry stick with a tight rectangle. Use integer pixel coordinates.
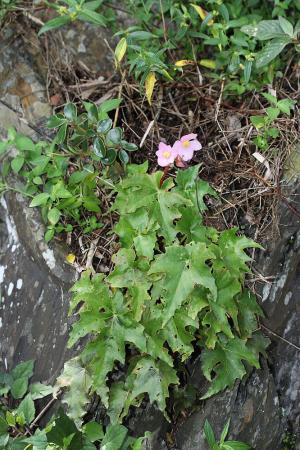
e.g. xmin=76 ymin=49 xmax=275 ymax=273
xmin=29 ymin=395 xmax=58 ymax=431
xmin=260 ymin=323 xmax=300 ymax=352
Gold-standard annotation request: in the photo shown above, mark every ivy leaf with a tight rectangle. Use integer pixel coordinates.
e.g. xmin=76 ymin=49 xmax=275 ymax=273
xmin=217 ymin=228 xmax=261 ymax=276
xmin=113 ymin=171 xmax=188 ymax=244
xmin=54 ymin=358 xmax=92 ymax=426
xmin=201 ymin=337 xmax=261 ymax=399
xmin=149 ymin=243 xmax=217 ymax=326
xmin=121 ymin=357 xmax=178 ymax=417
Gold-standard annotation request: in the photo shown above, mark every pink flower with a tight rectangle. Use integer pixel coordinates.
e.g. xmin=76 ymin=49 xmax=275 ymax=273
xmin=156 ymin=142 xmax=176 ymax=167
xmin=172 ymin=133 xmax=202 ymax=161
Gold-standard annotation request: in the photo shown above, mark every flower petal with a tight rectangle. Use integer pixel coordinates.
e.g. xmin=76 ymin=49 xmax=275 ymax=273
xmin=189 ymin=140 xmax=202 ymax=151
xmin=180 ymin=133 xmax=197 ymax=142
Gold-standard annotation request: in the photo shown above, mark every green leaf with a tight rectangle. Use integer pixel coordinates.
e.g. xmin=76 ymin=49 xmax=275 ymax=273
xmin=204 ymin=420 xmax=216 ymax=448
xmin=149 ymin=242 xmax=217 ymax=326
xmin=22 ymin=429 xmax=48 ymax=450
xmin=11 ymin=156 xmax=25 ymax=173
xmin=97 ymin=118 xmax=112 ymax=133
xmin=55 ymin=122 xmax=68 ymax=144
xmin=30 ymin=382 xmax=53 ymax=400
xmin=38 ymin=15 xmax=71 ymax=35
xmin=79 ymin=9 xmax=106 ymax=26
xmin=120 ymin=357 xmax=178 ymax=416
xmin=223 ymin=441 xmax=251 ymax=450
xmin=113 ymin=171 xmax=187 ymax=244
xmin=83 ymin=421 xmax=104 ymax=442
xmin=277 ymin=99 xmax=294 ymax=115
xmin=15 ymin=135 xmax=35 ymax=151
xmin=47 ymin=114 xmax=66 ymax=129
xmin=54 ymin=358 xmax=92 ymax=427
xmin=266 ymin=107 xmax=280 ymax=120
xmin=17 ymin=394 xmax=35 ymax=424
xmin=256 ymin=37 xmax=291 ymax=68
xmin=29 ymin=193 xmax=50 ymax=207
xmin=241 ymin=20 xmax=286 ymax=40
xmin=11 ymin=360 xmax=34 ymax=380
xmin=250 ymin=115 xmax=266 ymax=129
xmin=220 ymin=419 xmax=230 ymax=443
xmin=201 ymin=337 xmax=261 ymax=399
xmin=64 ymin=103 xmax=77 ymax=121
xmin=115 ymin=37 xmax=127 ymax=63
xmin=93 ymin=137 xmax=106 ymax=158
xmin=48 ymin=208 xmax=61 ymax=225
xmin=278 ymin=16 xmax=293 ymax=37
xmin=121 ymin=141 xmax=138 ymax=152
xmin=262 ymin=92 xmax=277 ymax=106
xmin=102 ymin=148 xmax=117 ymax=165
xmin=99 ymin=98 xmax=122 ymax=114
xmin=119 ymin=149 xmax=129 ymax=165
xmin=106 ymin=128 xmax=122 ymax=146
xmin=11 ymin=377 xmax=28 ymax=399
xmin=100 ymin=424 xmax=128 ymax=450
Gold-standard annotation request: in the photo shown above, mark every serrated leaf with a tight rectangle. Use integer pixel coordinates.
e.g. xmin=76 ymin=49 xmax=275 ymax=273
xmin=121 ymin=357 xmax=178 ymax=416
xmin=201 ymin=337 xmax=261 ymax=399
xmin=145 ymin=72 xmax=156 ymax=105
xmin=149 ymin=242 xmax=217 ymax=326
xmin=54 ymin=358 xmax=92 ymax=426
xmin=113 ymin=171 xmax=188 ymax=244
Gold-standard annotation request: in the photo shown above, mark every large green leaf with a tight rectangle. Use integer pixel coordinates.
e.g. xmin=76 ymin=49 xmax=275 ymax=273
xmin=113 ymin=171 xmax=188 ymax=243
xmin=201 ymin=337 xmax=262 ymax=398
xmin=256 ymin=37 xmax=291 ymax=68
xmin=54 ymin=358 xmax=92 ymax=426
xmin=241 ymin=20 xmax=287 ymax=40
xmin=149 ymin=242 xmax=217 ymax=326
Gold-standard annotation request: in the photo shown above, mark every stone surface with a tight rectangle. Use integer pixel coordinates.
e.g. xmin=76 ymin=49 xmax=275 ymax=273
xmin=175 ymin=366 xmax=281 ymax=450
xmin=256 ymin=146 xmax=300 ymax=441
xmin=0 ymin=161 xmax=78 ymax=383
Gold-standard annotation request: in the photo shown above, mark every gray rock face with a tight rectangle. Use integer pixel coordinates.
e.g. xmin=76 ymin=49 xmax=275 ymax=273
xmin=0 ymin=184 xmax=77 ymax=383
xmin=175 ymin=367 xmax=281 ymax=450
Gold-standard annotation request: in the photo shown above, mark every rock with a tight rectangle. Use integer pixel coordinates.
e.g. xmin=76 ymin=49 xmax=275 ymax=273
xmin=62 ymin=22 xmax=114 ymax=75
xmin=255 ymin=144 xmax=300 ymax=440
xmin=0 ymin=89 xmax=77 ymax=384
xmin=0 ymin=27 xmax=51 ymax=125
xmin=175 ymin=366 xmax=281 ymax=450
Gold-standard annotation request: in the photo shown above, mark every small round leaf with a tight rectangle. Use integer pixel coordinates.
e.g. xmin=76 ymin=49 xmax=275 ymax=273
xmin=102 ymin=148 xmax=117 ymax=165
xmin=119 ymin=149 xmax=129 ymax=165
xmin=93 ymin=138 xmax=106 ymax=158
xmin=97 ymin=118 xmax=112 ymax=134
xmin=106 ymin=128 xmax=122 ymax=146
xmin=64 ymin=103 xmax=77 ymax=121
xmin=121 ymin=140 xmax=138 ymax=152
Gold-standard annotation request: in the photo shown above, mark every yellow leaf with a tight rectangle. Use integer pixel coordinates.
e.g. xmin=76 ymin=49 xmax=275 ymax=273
xmin=145 ymin=72 xmax=157 ymax=105
xmin=199 ymin=59 xmax=216 ymax=69
xmin=114 ymin=37 xmax=127 ymax=65
xmin=175 ymin=60 xmax=194 ymax=67
xmin=191 ymin=3 xmax=214 ymax=25
xmin=66 ymin=253 xmax=76 ymax=264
